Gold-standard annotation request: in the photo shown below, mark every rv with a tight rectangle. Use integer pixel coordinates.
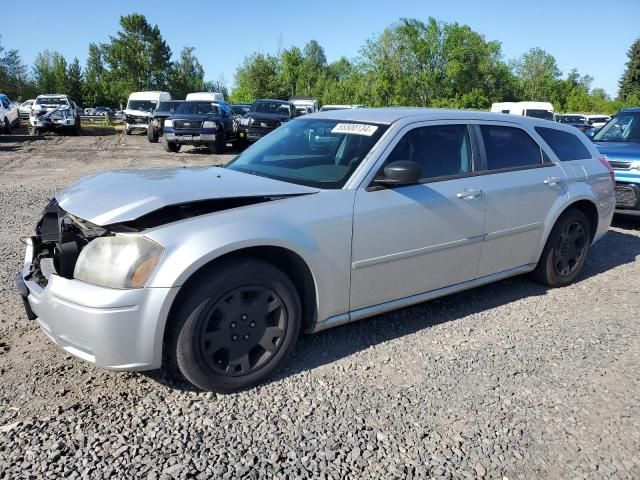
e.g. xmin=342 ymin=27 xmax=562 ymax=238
xmin=490 ymin=101 xmax=555 ymax=121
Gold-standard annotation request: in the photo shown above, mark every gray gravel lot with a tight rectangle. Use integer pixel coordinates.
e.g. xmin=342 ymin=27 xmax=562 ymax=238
xmin=0 ymin=131 xmax=639 ymax=479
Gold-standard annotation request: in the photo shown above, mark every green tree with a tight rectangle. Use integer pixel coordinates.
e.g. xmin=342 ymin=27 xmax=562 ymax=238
xmin=33 ymin=50 xmax=57 ymax=93
xmin=83 ymin=43 xmax=108 ymax=106
xmin=618 ymin=38 xmax=640 ymax=101
xmin=169 ymin=46 xmax=205 ymax=99
xmin=512 ymin=47 xmax=562 ymax=101
xmin=102 ymin=14 xmax=172 ymax=103
xmin=280 ymin=46 xmax=303 ymax=98
xmin=0 ymin=37 xmax=33 ymax=100
xmin=52 ymin=53 xmax=68 ymax=93
xmin=203 ymin=77 xmax=229 ymax=99
xmin=67 ymin=58 xmax=84 ymax=104
xmin=231 ymin=53 xmax=283 ymax=102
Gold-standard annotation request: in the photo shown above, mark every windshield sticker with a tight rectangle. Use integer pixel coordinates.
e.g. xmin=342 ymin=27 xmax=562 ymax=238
xmin=331 ymin=123 xmax=378 ymax=136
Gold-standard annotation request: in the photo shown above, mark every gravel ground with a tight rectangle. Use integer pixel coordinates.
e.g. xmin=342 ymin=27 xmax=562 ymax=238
xmin=0 ymin=131 xmax=639 ymax=479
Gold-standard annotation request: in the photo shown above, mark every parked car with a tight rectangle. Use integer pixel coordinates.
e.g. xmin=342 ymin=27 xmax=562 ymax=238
xmin=237 ymin=99 xmax=298 ymax=145
xmin=147 ymin=100 xmax=184 ymax=143
xmin=163 ymin=99 xmax=235 ymax=153
xmin=490 ymin=101 xmax=555 ymax=121
xmin=230 ymin=104 xmax=251 ymax=118
xmin=16 ymin=108 xmax=614 ymax=393
xmin=94 ymin=107 xmax=113 ymax=117
xmin=0 ymin=94 xmax=21 ymax=132
xmin=19 ymin=99 xmax=35 ymax=119
xmin=124 ymin=91 xmax=171 ymax=135
xmin=584 ymin=114 xmax=611 ymax=130
xmin=84 ymin=108 xmax=96 ymax=116
xmin=589 ymin=107 xmax=640 ymax=211
xmin=319 ymin=104 xmax=366 ymax=112
xmin=556 ymin=114 xmax=594 ymax=134
xmin=28 ymin=94 xmax=80 ymax=135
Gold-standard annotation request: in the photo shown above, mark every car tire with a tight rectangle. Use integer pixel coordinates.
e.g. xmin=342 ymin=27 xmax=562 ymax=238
xmin=27 ymin=125 xmax=38 ymax=136
xmin=531 ymin=209 xmax=591 ymax=288
xmin=167 ymin=257 xmax=302 ymax=393
xmin=3 ymin=117 xmax=10 ymax=134
xmin=147 ymin=126 xmax=159 ymax=143
xmin=208 ymin=134 xmax=226 ymax=154
xmin=125 ymin=126 xmax=132 ymax=135
xmin=162 ymin=137 xmax=181 ymax=153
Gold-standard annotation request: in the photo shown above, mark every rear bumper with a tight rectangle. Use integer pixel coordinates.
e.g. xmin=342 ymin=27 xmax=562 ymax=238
xmin=18 ymin=243 xmax=178 ymax=371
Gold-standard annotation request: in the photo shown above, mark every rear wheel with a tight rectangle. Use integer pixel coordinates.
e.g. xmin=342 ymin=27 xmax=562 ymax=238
xmin=531 ymin=209 xmax=591 ymax=287
xmin=167 ymin=258 xmax=301 ymax=393
xmin=2 ymin=117 xmax=10 ymax=134
xmin=162 ymin=137 xmax=181 ymax=153
xmin=147 ymin=126 xmax=159 ymax=143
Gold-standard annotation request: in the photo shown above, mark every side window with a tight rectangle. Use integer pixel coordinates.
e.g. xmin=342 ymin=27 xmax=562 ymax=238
xmin=0 ymin=96 xmax=9 ymax=109
xmin=385 ymin=124 xmax=472 ymax=180
xmin=535 ymin=126 xmax=591 ymax=161
xmin=480 ymin=125 xmax=542 ymax=170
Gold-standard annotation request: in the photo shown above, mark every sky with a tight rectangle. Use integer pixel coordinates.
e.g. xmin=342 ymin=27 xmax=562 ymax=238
xmin=3 ymin=0 xmax=639 ymax=98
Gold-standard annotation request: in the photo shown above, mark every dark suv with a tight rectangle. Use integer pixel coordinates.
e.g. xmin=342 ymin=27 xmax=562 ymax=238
xmin=163 ymin=100 xmax=236 ymax=153
xmin=238 ymin=99 xmax=298 ymax=145
xmin=147 ymin=100 xmax=184 ymax=143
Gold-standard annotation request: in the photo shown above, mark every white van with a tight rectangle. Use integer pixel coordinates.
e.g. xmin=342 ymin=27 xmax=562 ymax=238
xmin=185 ymin=92 xmax=225 ymax=102
xmin=292 ymin=97 xmax=319 ymax=113
xmin=490 ymin=101 xmax=554 ymax=121
xmin=124 ymin=91 xmax=171 ymax=135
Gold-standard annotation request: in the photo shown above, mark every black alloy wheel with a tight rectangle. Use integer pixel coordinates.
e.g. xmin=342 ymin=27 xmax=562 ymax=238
xmin=553 ymin=221 xmax=586 ymax=277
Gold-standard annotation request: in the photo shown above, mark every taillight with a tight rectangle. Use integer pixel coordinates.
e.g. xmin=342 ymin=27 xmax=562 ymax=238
xmin=597 ymin=155 xmax=615 ymax=184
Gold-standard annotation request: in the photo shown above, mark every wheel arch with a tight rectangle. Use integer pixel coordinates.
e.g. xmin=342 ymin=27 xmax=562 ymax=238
xmin=161 ymin=245 xmax=319 ymax=359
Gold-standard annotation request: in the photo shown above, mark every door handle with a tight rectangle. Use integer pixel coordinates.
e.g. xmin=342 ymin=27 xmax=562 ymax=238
xmin=456 ymin=189 xmax=484 ymax=200
xmin=544 ymin=176 xmax=563 ymax=186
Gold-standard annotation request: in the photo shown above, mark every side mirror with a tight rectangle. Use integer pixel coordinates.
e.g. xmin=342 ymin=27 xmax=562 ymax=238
xmin=375 ymin=161 xmax=423 ymax=186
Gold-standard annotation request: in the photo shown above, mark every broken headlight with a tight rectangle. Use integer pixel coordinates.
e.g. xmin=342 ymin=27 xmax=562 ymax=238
xmin=73 ymin=235 xmax=164 ymax=289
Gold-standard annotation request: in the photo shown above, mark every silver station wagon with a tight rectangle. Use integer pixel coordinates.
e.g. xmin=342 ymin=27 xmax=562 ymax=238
xmin=16 ymin=108 xmax=616 ymax=392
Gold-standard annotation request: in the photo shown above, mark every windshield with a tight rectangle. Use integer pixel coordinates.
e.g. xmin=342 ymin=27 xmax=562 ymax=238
xmin=156 ymin=101 xmax=180 ymax=113
xmin=558 ymin=115 xmax=586 ymax=124
xmin=253 ymin=101 xmax=291 ymax=115
xmin=231 ymin=105 xmax=250 ymax=115
xmin=127 ymin=100 xmax=157 ymax=111
xmin=525 ymin=109 xmax=554 ymax=121
xmin=175 ymin=101 xmax=220 ymax=115
xmin=35 ymin=97 xmax=67 ymax=106
xmin=593 ymin=112 xmax=640 ymax=143
xmin=226 ymin=119 xmax=388 ymax=188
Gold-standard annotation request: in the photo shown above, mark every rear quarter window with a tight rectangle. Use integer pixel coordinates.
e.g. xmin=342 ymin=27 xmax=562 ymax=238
xmin=480 ymin=125 xmax=542 ymax=170
xmin=535 ymin=127 xmax=591 ymax=161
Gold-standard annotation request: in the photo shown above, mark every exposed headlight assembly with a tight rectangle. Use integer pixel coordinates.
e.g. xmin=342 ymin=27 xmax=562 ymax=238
xmin=202 ymin=120 xmax=218 ymax=129
xmin=239 ymin=117 xmax=252 ymax=126
xmin=164 ymin=119 xmax=173 ymax=128
xmin=74 ymin=235 xmax=164 ymax=289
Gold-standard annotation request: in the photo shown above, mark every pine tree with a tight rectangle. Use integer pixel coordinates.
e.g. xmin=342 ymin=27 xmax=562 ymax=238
xmin=618 ymin=38 xmax=640 ymax=101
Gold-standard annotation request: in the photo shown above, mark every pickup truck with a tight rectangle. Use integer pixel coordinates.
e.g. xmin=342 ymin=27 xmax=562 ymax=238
xmin=147 ymin=100 xmax=183 ymax=143
xmin=0 ymin=94 xmax=20 ymax=133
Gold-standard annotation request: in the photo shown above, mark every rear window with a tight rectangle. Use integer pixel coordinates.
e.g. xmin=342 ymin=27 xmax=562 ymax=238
xmin=480 ymin=125 xmax=542 ymax=170
xmin=535 ymin=127 xmax=591 ymax=161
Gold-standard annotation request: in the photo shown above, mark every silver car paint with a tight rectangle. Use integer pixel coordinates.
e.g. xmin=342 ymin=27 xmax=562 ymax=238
xmin=21 ymin=108 xmax=615 ymax=370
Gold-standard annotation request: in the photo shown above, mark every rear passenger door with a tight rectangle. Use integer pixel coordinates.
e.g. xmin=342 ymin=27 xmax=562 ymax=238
xmin=475 ymin=123 xmax=567 ymax=277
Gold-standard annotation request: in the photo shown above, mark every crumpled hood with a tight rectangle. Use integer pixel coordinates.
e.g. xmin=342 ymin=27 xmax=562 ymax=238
xmin=56 ymin=166 xmax=319 ymax=226
xmin=124 ymin=109 xmax=151 ymax=118
xmin=593 ymin=141 xmax=640 ymax=161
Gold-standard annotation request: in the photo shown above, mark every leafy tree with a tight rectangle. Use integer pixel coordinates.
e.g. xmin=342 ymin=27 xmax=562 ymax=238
xmin=618 ymin=38 xmax=640 ymax=101
xmin=83 ymin=43 xmax=108 ymax=107
xmin=203 ymin=77 xmax=229 ymax=99
xmin=280 ymin=47 xmax=303 ymax=98
xmin=102 ymin=14 xmax=172 ymax=104
xmin=0 ymin=37 xmax=33 ymax=100
xmin=513 ymin=47 xmax=561 ymax=101
xmin=169 ymin=46 xmax=204 ymax=99
xmin=67 ymin=58 xmax=84 ymax=104
xmin=231 ymin=53 xmax=283 ymax=102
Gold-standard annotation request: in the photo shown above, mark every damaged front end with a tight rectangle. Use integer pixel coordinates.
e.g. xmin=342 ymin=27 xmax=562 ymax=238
xmin=22 ymin=199 xmax=107 ymax=288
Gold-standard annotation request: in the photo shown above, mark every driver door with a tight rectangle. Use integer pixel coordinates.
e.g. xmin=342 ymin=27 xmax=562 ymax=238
xmin=350 ymin=122 xmax=487 ymax=311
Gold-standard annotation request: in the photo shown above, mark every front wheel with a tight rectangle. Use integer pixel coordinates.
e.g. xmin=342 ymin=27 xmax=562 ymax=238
xmin=162 ymin=137 xmax=181 ymax=153
xmin=167 ymin=258 xmax=301 ymax=393
xmin=531 ymin=209 xmax=591 ymax=287
xmin=27 ymin=125 xmax=38 ymax=136
xmin=125 ymin=125 xmax=132 ymax=135
xmin=208 ymin=133 xmax=226 ymax=154
xmin=2 ymin=117 xmax=10 ymax=134
xmin=147 ymin=126 xmax=159 ymax=143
